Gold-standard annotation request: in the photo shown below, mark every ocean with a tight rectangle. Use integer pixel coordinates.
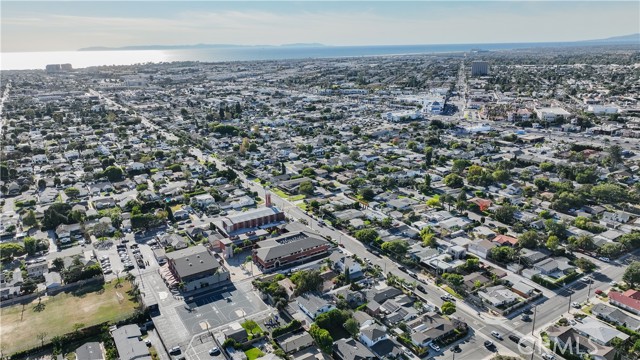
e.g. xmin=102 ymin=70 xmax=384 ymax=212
xmin=0 ymin=41 xmax=627 ymax=71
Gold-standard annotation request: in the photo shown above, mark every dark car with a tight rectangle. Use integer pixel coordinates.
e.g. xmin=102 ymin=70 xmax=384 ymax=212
xmin=484 ymin=340 xmax=494 ymax=348
xmin=416 ymin=285 xmax=426 ymax=292
xmin=509 ymin=335 xmax=521 ymax=343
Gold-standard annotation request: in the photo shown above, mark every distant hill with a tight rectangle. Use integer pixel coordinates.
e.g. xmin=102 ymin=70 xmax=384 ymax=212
xmin=583 ymin=33 xmax=640 ymax=43
xmin=79 ymin=43 xmax=327 ymax=51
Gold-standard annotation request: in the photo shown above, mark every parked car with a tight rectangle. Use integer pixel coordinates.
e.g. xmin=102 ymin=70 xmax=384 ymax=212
xmin=169 ymin=346 xmax=181 ymax=355
xmin=209 ymin=347 xmax=220 ymax=356
xmin=599 ymin=257 xmax=610 ymax=263
xmin=571 ymin=302 xmax=580 ymax=309
xmin=429 ymin=343 xmax=440 ymax=352
xmin=542 ymin=353 xmax=555 ymax=360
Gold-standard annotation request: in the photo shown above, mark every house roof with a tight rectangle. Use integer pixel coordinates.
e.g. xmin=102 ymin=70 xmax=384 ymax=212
xmin=493 ymin=234 xmax=518 ymax=246
xmin=610 ymin=290 xmax=640 ymax=311
xmin=332 ymin=338 xmax=376 ymax=360
xmin=224 ymin=206 xmax=283 ymax=225
xmin=167 ymin=244 xmax=219 ymax=278
xmin=573 ymin=317 xmax=628 ymax=344
xmin=111 ymin=325 xmax=151 ymax=360
xmin=75 ymin=342 xmax=104 ymax=360
xmin=296 ymin=293 xmax=331 ymax=315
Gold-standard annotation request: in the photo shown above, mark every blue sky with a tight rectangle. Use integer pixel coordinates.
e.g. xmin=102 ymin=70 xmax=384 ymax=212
xmin=2 ymin=1 xmax=639 ymax=52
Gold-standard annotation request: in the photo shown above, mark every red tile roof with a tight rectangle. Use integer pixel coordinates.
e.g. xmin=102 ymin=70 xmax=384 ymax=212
xmin=622 ymin=289 xmax=640 ymax=300
xmin=609 ymin=291 xmax=640 ymax=311
xmin=493 ymin=234 xmax=518 ymax=246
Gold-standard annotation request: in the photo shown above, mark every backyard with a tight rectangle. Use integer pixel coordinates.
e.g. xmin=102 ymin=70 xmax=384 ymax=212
xmin=0 ymin=280 xmax=139 ymax=355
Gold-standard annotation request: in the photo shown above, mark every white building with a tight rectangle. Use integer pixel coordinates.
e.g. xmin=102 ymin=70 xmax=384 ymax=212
xmin=383 ymin=110 xmax=423 ymax=122
xmin=534 ymin=107 xmax=571 ymax=122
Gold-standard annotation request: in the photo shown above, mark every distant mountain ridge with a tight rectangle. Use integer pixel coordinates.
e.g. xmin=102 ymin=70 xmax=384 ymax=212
xmin=79 ymin=43 xmax=326 ymax=51
xmin=583 ymin=33 xmax=640 ymax=43
xmin=78 ymin=34 xmax=639 ymax=52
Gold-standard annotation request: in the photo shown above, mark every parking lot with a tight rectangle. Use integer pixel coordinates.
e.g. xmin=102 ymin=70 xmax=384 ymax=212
xmin=177 ymin=280 xmax=269 ymax=336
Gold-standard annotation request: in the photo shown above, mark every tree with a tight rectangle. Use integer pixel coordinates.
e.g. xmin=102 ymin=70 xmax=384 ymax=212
xmin=354 ymin=229 xmax=379 ymax=243
xmin=0 ymin=243 xmax=26 ymax=260
xmin=451 ymin=159 xmax=470 ymax=174
xmin=570 ymin=234 xmax=596 ymax=251
xmin=24 ymin=237 xmax=38 ymax=256
xmin=623 ymin=261 xmax=640 ymax=288
xmin=43 ymin=203 xmax=73 ymax=229
xmin=37 ymin=179 xmax=46 ymax=189
xmin=574 ymin=258 xmax=596 ymax=272
xmin=381 ymin=239 xmax=409 ymax=257
xmin=598 ymin=242 xmax=625 ymax=258
xmin=64 ymin=187 xmax=80 ymax=199
xmin=518 ymin=231 xmax=539 ymax=249
xmin=309 ymin=324 xmax=333 ymax=353
xmin=442 ymin=273 xmax=464 ymax=287
xmin=381 ymin=217 xmax=393 ymax=229
xmin=92 ymin=222 xmax=111 ymax=237
xmin=441 ymin=301 xmax=456 ymax=315
xmin=290 ymin=270 xmax=323 ymax=295
xmin=590 ymin=183 xmax=627 ymax=204
xmin=463 ymin=258 xmax=480 ymax=272
xmin=348 ymin=177 xmax=366 ymax=192
xmin=494 ymin=206 xmax=516 ymax=225
xmin=546 ymin=235 xmax=560 ymax=252
xmin=102 ymin=166 xmax=123 ymax=182
xmin=344 ymin=318 xmax=359 ymax=338
xmin=544 ymin=219 xmax=567 ymax=239
xmin=534 ymin=178 xmax=550 ymax=191
xmin=22 ymin=210 xmax=38 ymax=227
xmin=444 ymin=173 xmax=464 ymax=188
xmin=36 ymin=332 xmax=48 ymax=347
xmin=420 ymin=227 xmax=437 ymax=248
xmin=493 ymin=169 xmax=510 ymax=183
xmin=298 ymin=181 xmax=314 ymax=196
xmin=52 ymin=257 xmax=65 ymax=272
xmin=608 ymin=144 xmax=623 ymax=168
xmin=359 ymin=187 xmax=375 ymax=201
xmin=488 ymin=246 xmax=517 ymax=263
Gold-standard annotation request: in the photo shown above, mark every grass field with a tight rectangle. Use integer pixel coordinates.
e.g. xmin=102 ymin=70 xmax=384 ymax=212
xmin=0 ymin=281 xmax=138 ymax=355
xmin=244 ymin=347 xmax=265 ymax=360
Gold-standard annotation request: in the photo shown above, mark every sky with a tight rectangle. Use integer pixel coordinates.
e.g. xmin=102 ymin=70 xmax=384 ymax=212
xmin=1 ymin=1 xmax=639 ymax=52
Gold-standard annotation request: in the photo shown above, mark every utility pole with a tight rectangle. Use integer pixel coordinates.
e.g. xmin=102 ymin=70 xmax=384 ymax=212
xmin=530 ymin=340 xmax=536 ymax=360
xmin=587 ymin=277 xmax=592 ymax=301
xmin=531 ymin=305 xmax=537 ymax=336
xmin=567 ymin=289 xmax=573 ymax=314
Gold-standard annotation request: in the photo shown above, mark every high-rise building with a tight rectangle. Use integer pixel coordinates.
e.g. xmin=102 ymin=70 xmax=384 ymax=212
xmin=471 ymin=61 xmax=489 ymax=76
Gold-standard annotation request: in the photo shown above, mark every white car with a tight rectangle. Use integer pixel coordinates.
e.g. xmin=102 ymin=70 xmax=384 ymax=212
xmin=491 ymin=331 xmax=503 ymax=340
xmin=429 ymin=343 xmax=440 ymax=352
xmin=571 ymin=302 xmax=580 ymax=308
xmin=610 ymin=281 xmax=617 ymax=286
xmin=598 ymin=257 xmax=610 ymax=263
xmin=542 ymin=354 xmax=555 ymax=360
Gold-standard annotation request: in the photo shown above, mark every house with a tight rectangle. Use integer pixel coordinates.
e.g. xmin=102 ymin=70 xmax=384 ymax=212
xmin=573 ymin=317 xmax=629 ymax=346
xmin=532 ymin=257 xmax=575 ymax=279
xmin=191 ymin=193 xmax=215 ymax=207
xmin=332 ymin=338 xmax=376 ymax=360
xmin=276 ymin=332 xmax=314 ymax=354
xmin=546 ymin=325 xmax=617 ymax=360
xmin=478 ymin=285 xmax=518 ymax=307
xmin=218 ymin=206 xmax=285 ymax=235
xmin=111 ymin=325 xmax=152 ymax=360
xmin=164 ymin=244 xmax=230 ymax=292
xmin=592 ymin=303 xmax=640 ymax=331
xmin=158 ymin=233 xmax=189 ymax=250
xmin=55 ymin=223 xmax=82 ymax=243
xmin=26 ymin=262 xmax=49 ymax=278
xmin=359 ymin=324 xmax=388 ymax=347
xmin=353 ymin=311 xmax=376 ymax=329
xmin=75 ymin=342 xmax=105 ymax=360
xmin=609 ymin=290 xmax=640 ymax=315
xmin=44 ymin=271 xmax=62 ymax=290
xmin=407 ymin=313 xmax=458 ymax=348
xmin=223 ymin=325 xmax=249 ymax=344
xmin=468 ymin=239 xmax=497 ymax=260
xmin=493 ymin=234 xmax=518 ymax=247
xmin=329 ymin=253 xmax=362 ymax=277
xmin=296 ymin=293 xmax=335 ymax=320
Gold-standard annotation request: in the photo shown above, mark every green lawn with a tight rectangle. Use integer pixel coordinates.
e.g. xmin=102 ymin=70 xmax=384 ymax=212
xmin=244 ymin=347 xmax=265 ymax=360
xmin=289 ymin=194 xmax=306 ymax=201
xmin=241 ymin=320 xmax=262 ymax=335
xmin=0 ymin=281 xmax=138 ymax=355
xmin=442 ymin=285 xmax=464 ymax=299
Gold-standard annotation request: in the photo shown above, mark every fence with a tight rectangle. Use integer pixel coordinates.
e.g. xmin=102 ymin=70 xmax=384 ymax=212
xmin=1 ymin=277 xmax=105 ymax=308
